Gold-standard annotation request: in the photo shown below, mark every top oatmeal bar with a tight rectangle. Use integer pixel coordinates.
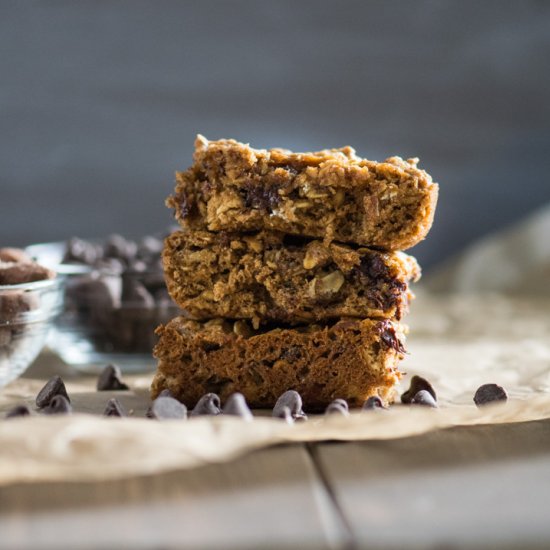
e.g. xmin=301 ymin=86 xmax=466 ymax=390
xmin=168 ymin=136 xmax=438 ymax=250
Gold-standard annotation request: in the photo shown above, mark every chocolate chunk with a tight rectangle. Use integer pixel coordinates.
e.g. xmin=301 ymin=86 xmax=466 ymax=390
xmin=42 ymin=395 xmax=72 ymax=415
xmin=272 ymin=390 xmax=307 ymax=421
xmin=5 ymin=404 xmax=31 ymax=418
xmin=191 ymin=393 xmax=221 ymax=416
xmin=243 ymin=183 xmax=281 ymax=212
xmin=378 ymin=321 xmax=406 ymax=354
xmin=473 ymin=383 xmax=508 ymax=407
xmin=103 ymin=398 xmax=126 ymax=417
xmin=358 ymin=253 xmax=390 ymax=281
xmin=36 ymin=375 xmax=71 ymax=408
xmin=149 ymin=396 xmax=187 ymax=420
xmin=96 ymin=364 xmax=129 ymax=391
xmin=222 ymin=393 xmax=253 ymax=420
xmin=362 ymin=396 xmax=385 ymax=411
xmin=325 ymin=399 xmax=349 ymax=416
xmin=411 ymin=390 xmax=438 ymax=408
xmin=401 ymin=375 xmax=437 ymax=404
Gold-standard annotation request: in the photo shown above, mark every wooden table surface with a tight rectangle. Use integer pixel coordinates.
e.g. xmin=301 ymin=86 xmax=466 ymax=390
xmin=2 ymin=409 xmax=550 ymax=548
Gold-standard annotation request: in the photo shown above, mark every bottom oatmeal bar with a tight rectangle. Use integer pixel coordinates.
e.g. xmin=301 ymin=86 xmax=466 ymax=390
xmin=152 ymin=317 xmax=406 ymax=410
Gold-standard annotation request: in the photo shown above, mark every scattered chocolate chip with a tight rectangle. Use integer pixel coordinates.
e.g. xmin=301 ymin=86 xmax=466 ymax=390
xmin=325 ymin=399 xmax=349 ymax=416
xmin=272 ymin=390 xmax=307 ymax=421
xmin=473 ymin=383 xmax=508 ymax=407
xmin=362 ymin=396 xmax=385 ymax=411
xmin=191 ymin=393 xmax=221 ymax=416
xmin=222 ymin=393 xmax=253 ymax=420
xmin=149 ymin=396 xmax=187 ymax=420
xmin=103 ymin=398 xmax=126 ymax=417
xmin=275 ymin=405 xmax=294 ymax=424
xmin=411 ymin=390 xmax=438 ymax=408
xmin=97 ymin=364 xmax=129 ymax=391
xmin=5 ymin=404 xmax=31 ymax=418
xmin=42 ymin=395 xmax=72 ymax=415
xmin=401 ymin=375 xmax=437 ymax=404
xmin=35 ymin=375 xmax=71 ymax=408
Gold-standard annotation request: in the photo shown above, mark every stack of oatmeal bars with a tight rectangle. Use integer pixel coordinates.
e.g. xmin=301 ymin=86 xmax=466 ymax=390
xmin=152 ymin=136 xmax=438 ymax=409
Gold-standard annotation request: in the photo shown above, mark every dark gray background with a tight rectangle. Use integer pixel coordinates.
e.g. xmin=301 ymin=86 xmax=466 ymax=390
xmin=2 ymin=0 xmax=550 ymax=269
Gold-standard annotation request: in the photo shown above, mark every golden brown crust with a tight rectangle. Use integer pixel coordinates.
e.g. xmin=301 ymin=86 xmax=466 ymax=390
xmin=152 ymin=316 xmax=406 ymax=410
xmin=163 ymin=230 xmax=420 ymax=324
xmin=167 ymin=136 xmax=439 ymax=251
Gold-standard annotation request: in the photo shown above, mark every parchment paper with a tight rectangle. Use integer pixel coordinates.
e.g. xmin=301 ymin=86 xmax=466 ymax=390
xmin=1 ymin=292 xmax=550 ymax=486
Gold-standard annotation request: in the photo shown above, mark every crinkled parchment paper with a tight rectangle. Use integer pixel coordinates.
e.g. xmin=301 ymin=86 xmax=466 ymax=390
xmin=1 ymin=292 xmax=550 ymax=486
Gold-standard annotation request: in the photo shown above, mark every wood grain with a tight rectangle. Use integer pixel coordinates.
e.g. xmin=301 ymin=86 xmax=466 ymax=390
xmin=0 ymin=444 xmax=348 ymax=550
xmin=314 ymin=419 xmax=550 ymax=549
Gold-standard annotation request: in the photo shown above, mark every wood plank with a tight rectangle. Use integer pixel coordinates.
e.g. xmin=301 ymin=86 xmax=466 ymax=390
xmin=313 ymin=419 xmax=550 ymax=549
xmin=0 ymin=444 xmax=348 ymax=550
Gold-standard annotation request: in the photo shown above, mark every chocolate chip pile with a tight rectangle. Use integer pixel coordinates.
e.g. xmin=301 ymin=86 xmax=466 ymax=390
xmin=60 ymin=234 xmax=180 ymax=353
xmin=3 ymin=369 xmax=508 ymax=420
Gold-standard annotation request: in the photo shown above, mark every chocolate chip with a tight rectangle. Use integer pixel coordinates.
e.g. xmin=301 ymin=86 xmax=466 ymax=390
xmin=42 ymin=395 xmax=72 ymax=415
xmin=145 ymin=390 xmax=174 ymax=418
xmin=411 ymin=390 xmax=438 ymax=408
xmin=64 ymin=237 xmax=100 ymax=265
xmin=104 ymin=234 xmax=137 ymax=263
xmin=103 ymin=398 xmax=126 ymax=417
xmin=149 ymin=396 xmax=187 ymax=420
xmin=275 ymin=405 xmax=294 ymax=424
xmin=121 ymin=278 xmax=155 ymax=307
xmin=401 ymin=375 xmax=437 ymax=404
xmin=272 ymin=390 xmax=307 ymax=421
xmin=97 ymin=364 xmax=129 ymax=391
xmin=137 ymin=236 xmax=163 ymax=259
xmin=378 ymin=321 xmax=406 ymax=354
xmin=36 ymin=375 xmax=71 ymax=408
xmin=5 ymin=404 xmax=31 ymax=418
xmin=362 ymin=396 xmax=385 ymax=411
xmin=325 ymin=399 xmax=349 ymax=416
xmin=222 ymin=393 xmax=253 ymax=420
xmin=178 ymin=191 xmax=193 ymax=218
xmin=191 ymin=393 xmax=221 ymax=416
xmin=243 ymin=183 xmax=281 ymax=212
xmin=473 ymin=383 xmax=508 ymax=407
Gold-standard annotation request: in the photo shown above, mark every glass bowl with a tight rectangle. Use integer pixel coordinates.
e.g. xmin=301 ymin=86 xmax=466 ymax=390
xmin=0 ymin=277 xmax=64 ymax=387
xmin=26 ymin=241 xmax=181 ymax=374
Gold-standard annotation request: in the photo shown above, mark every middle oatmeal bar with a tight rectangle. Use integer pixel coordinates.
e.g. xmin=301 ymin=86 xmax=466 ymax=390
xmin=167 ymin=136 xmax=438 ymax=250
xmin=163 ymin=230 xmax=420 ymax=324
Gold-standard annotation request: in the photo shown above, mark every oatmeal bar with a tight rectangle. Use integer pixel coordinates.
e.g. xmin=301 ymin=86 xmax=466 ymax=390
xmin=167 ymin=136 xmax=438 ymax=250
xmin=152 ymin=316 xmax=406 ymax=410
xmin=163 ymin=230 xmax=420 ymax=323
